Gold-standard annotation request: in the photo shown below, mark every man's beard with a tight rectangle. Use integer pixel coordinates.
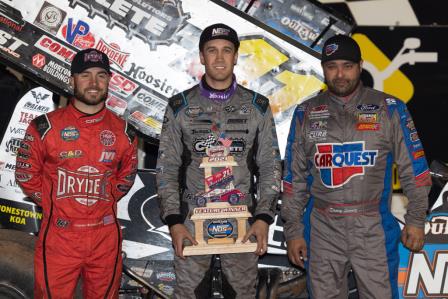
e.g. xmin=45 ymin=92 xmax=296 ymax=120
xmin=74 ymin=88 xmax=108 ymax=106
xmin=327 ymin=78 xmax=360 ymax=97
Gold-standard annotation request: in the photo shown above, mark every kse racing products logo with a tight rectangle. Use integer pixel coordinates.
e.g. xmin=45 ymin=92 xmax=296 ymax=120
xmin=314 ymin=141 xmax=378 ymax=188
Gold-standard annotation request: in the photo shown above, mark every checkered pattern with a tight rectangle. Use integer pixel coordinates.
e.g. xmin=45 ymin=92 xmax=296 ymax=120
xmin=204 ymin=134 xmax=217 ymax=148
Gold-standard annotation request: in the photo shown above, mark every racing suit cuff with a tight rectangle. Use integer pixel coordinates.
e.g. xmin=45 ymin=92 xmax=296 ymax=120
xmin=404 ymin=216 xmax=426 ymax=229
xmin=255 ymin=213 xmax=274 ymax=225
xmin=165 ymin=214 xmax=184 ymax=227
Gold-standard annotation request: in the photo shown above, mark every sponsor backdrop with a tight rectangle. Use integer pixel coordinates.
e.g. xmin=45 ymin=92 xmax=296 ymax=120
xmin=1 ymin=0 xmax=447 ymax=298
xmin=0 ymin=87 xmax=55 ymax=231
xmin=0 ymin=0 xmax=354 ymax=148
xmin=0 ymin=0 xmax=350 ymax=297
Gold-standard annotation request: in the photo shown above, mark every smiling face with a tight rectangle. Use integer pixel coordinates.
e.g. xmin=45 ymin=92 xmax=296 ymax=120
xmin=322 ymin=59 xmax=363 ymax=97
xmin=200 ymin=39 xmax=238 ymax=90
xmin=70 ymin=67 xmax=110 ymax=114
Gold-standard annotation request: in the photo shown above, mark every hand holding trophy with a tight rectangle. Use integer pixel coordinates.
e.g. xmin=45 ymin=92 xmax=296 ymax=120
xmin=183 ymin=143 xmax=257 ymax=256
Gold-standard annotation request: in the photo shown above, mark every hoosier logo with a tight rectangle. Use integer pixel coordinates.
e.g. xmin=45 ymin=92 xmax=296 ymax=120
xmin=314 ymin=142 xmax=378 ymax=188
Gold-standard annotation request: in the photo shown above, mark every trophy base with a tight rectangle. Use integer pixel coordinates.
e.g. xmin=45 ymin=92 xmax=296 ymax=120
xmin=207 ymin=238 xmax=235 ymax=245
xmin=183 ymin=241 xmax=257 ymax=256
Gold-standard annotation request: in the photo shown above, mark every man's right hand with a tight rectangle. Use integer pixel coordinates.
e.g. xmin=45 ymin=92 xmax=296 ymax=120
xmin=286 ymin=238 xmax=308 ymax=268
xmin=169 ymin=224 xmax=198 ymax=259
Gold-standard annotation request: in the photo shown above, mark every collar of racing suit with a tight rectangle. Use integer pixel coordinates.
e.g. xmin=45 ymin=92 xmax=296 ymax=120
xmin=67 ymin=100 xmax=107 ymax=128
xmin=199 ymin=74 xmax=237 ymax=103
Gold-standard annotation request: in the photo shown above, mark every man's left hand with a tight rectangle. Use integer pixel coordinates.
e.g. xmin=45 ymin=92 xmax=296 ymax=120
xmin=242 ymin=219 xmax=269 ymax=256
xmin=401 ymin=225 xmax=425 ymax=252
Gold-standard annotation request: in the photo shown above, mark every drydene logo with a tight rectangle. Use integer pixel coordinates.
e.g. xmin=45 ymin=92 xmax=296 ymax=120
xmin=56 ymin=166 xmax=109 ymax=206
xmin=314 ymin=142 xmax=378 ymax=188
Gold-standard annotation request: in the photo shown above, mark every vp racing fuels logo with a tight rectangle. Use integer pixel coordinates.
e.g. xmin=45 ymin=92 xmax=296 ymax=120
xmin=314 ymin=141 xmax=378 ymax=188
xmin=57 ymin=166 xmax=110 ymax=206
xmin=68 ymin=0 xmax=190 ymax=50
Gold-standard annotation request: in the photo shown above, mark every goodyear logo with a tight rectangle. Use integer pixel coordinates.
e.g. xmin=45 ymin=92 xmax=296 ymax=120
xmin=314 ymin=141 xmax=378 ymax=188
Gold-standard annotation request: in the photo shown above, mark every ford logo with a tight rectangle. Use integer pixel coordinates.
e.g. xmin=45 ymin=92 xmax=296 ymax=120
xmin=356 ymin=104 xmax=379 ymax=112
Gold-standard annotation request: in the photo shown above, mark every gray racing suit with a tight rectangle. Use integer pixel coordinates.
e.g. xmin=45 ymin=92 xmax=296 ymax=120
xmin=156 ymin=82 xmax=281 ymax=298
xmin=282 ymin=84 xmax=431 ymax=299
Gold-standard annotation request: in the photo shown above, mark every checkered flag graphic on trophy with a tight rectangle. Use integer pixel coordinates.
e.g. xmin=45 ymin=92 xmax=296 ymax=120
xmin=204 ymin=134 xmax=217 ymax=148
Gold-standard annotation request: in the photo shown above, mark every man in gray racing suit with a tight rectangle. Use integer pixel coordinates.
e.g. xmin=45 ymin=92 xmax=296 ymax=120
xmin=282 ymin=35 xmax=431 ymax=298
xmin=156 ymin=23 xmax=281 ymax=298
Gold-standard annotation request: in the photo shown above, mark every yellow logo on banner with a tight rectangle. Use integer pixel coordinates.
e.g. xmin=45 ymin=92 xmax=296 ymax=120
xmin=238 ymin=38 xmax=324 ymax=114
xmin=353 ymin=33 xmax=414 ymax=103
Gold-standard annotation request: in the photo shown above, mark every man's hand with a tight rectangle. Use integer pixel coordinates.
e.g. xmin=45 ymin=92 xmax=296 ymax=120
xmin=242 ymin=219 xmax=269 ymax=256
xmin=401 ymin=225 xmax=425 ymax=252
xmin=286 ymin=238 xmax=307 ymax=268
xmin=169 ymin=224 xmax=198 ymax=259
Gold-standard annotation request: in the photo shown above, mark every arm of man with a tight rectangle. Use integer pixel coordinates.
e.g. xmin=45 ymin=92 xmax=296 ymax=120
xmin=110 ymin=124 xmax=138 ymax=201
xmin=15 ymin=116 xmax=47 ymax=205
xmin=388 ymin=99 xmax=431 ymax=252
xmin=156 ymin=96 xmax=197 ymax=258
xmin=242 ymin=95 xmax=281 ymax=255
xmin=281 ymin=104 xmax=311 ymax=267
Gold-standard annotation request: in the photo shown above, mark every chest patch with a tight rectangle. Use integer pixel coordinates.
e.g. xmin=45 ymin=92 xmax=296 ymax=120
xmin=314 ymin=141 xmax=378 ymax=188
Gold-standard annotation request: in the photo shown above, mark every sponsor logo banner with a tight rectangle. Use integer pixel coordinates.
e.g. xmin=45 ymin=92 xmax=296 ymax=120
xmin=96 ymin=38 xmax=129 ymax=69
xmin=33 ymin=1 xmax=66 ymax=34
xmin=34 ymin=35 xmax=76 ymax=63
xmin=68 ymin=0 xmax=190 ymax=50
xmin=0 ymin=28 xmax=28 ymax=58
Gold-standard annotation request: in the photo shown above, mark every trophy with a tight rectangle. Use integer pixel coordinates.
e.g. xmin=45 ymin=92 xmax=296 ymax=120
xmin=183 ymin=141 xmax=257 ymax=256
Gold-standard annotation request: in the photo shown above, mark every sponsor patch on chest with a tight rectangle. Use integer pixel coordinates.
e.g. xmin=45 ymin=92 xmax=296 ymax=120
xmin=314 ymin=141 xmax=378 ymax=188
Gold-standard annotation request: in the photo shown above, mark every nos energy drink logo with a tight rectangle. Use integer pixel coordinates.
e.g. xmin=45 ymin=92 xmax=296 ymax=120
xmin=314 ymin=142 xmax=378 ymax=188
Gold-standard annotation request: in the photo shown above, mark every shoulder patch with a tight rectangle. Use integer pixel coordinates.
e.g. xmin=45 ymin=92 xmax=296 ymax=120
xmin=33 ymin=114 xmax=51 ymax=139
xmin=384 ymin=97 xmax=403 ymax=118
xmin=125 ymin=122 xmax=137 ymax=144
xmin=169 ymin=87 xmax=194 ymax=116
xmin=252 ymin=93 xmax=269 ymax=115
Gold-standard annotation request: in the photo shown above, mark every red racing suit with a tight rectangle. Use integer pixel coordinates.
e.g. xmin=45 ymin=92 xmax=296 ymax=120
xmin=15 ymin=102 xmax=138 ymax=299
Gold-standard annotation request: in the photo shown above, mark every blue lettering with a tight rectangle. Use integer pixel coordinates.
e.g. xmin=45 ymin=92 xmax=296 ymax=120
xmin=345 ymin=151 xmax=355 ymax=166
xmin=333 ymin=153 xmax=344 ymax=167
xmin=324 ymin=151 xmax=378 ymax=167
xmin=66 ymin=18 xmax=90 ymax=44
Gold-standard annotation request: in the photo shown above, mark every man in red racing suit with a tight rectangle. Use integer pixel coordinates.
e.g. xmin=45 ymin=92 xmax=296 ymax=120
xmin=15 ymin=48 xmax=138 ymax=298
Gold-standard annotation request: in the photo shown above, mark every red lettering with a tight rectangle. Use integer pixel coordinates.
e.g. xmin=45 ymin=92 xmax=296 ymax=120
xmin=109 ymin=73 xmax=137 ymax=95
xmin=40 ymin=37 xmax=52 ymax=47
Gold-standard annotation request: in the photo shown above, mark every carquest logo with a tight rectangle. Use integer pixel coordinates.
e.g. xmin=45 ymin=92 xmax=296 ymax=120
xmin=314 ymin=141 xmax=378 ymax=188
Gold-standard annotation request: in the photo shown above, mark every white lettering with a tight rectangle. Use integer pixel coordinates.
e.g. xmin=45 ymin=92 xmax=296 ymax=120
xmin=405 ymin=252 xmax=448 ymax=296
